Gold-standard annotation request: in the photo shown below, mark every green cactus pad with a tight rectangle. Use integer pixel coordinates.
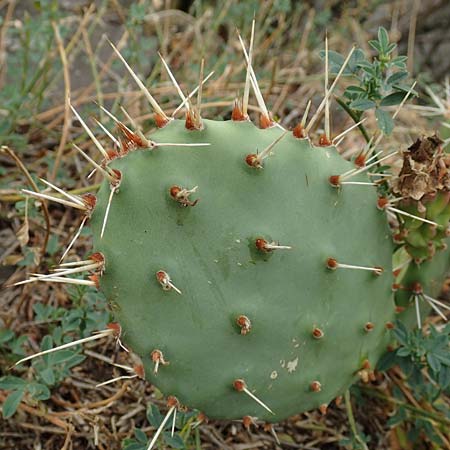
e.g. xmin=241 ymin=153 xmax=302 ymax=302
xmin=395 ymin=239 xmax=450 ymax=329
xmin=90 ymin=119 xmax=395 ymax=421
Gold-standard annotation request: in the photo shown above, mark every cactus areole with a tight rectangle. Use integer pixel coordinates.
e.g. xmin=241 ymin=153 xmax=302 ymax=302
xmin=90 ymin=119 xmax=395 ymax=421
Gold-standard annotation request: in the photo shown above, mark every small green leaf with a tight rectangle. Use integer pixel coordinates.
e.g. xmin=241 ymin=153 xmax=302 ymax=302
xmin=435 ymin=352 xmax=450 ymax=366
xmin=63 ymin=354 xmax=86 ymax=368
xmin=344 ymin=86 xmax=366 ymax=95
xmin=368 ymin=40 xmax=381 ymax=53
xmin=27 ymin=383 xmax=51 ymax=400
xmin=349 ymin=99 xmax=376 ymax=111
xmin=392 ymin=84 xmax=418 ymax=97
xmin=0 ymin=328 xmax=14 ymax=344
xmin=2 ymin=390 xmax=24 ymax=419
xmin=41 ymin=335 xmax=53 ymax=351
xmin=438 ymin=365 xmax=450 ymax=388
xmin=48 ymin=350 xmax=79 ymax=365
xmin=0 ymin=376 xmax=27 ymax=390
xmin=393 ymin=321 xmax=409 ymax=344
xmin=386 ymin=72 xmax=408 ymax=86
xmin=387 ymin=406 xmax=407 ymax=427
xmin=398 ymin=357 xmax=414 ymax=375
xmin=380 ymin=92 xmax=408 ymax=106
xmin=162 ymin=432 xmax=185 ymax=448
xmin=397 ymin=347 xmax=411 ymax=357
xmin=427 ymin=353 xmax=441 ymax=372
xmin=39 ymin=367 xmax=55 ymax=385
xmin=319 ymin=50 xmax=344 ymax=74
xmin=378 ymin=27 xmax=390 ymax=52
xmin=391 ymin=56 xmax=408 ymax=68
xmin=377 ymin=351 xmax=398 ymax=371
xmin=357 ymin=61 xmax=376 ymax=76
xmin=319 ymin=49 xmax=365 ymax=75
xmin=385 ymin=42 xmax=397 ymax=55
xmin=347 ymin=49 xmax=366 ymax=74
xmin=147 ymin=403 xmax=163 ymax=428
xmin=9 ymin=335 xmax=27 ymax=356
xmin=375 ymin=108 xmax=394 ymax=135
xmin=134 ymin=428 xmax=148 ymax=443
xmin=46 ymin=234 xmax=59 ymax=255
xmin=123 ymin=443 xmax=146 ymax=450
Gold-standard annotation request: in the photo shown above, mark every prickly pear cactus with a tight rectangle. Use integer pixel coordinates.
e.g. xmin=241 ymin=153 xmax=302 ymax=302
xmin=89 ymin=118 xmax=395 ymax=421
xmin=15 ymin=28 xmax=450 ymax=434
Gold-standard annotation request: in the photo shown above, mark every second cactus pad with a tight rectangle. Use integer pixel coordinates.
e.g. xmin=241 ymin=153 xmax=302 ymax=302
xmin=90 ymin=119 xmax=395 ymax=421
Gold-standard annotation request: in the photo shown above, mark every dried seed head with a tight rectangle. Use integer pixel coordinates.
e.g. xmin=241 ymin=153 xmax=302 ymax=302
xmin=310 ymin=381 xmax=322 ymax=392
xmin=236 ymin=315 xmax=252 ymax=335
xmin=319 ymin=404 xmax=328 ymax=415
xmin=335 ymin=396 xmax=343 ymax=406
